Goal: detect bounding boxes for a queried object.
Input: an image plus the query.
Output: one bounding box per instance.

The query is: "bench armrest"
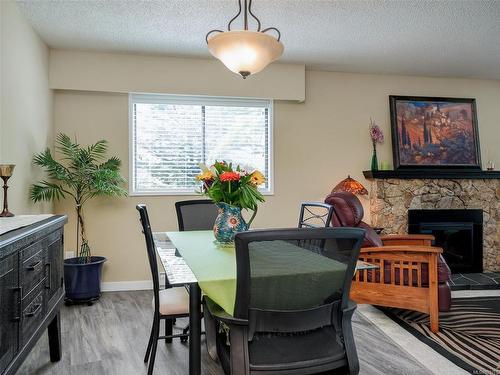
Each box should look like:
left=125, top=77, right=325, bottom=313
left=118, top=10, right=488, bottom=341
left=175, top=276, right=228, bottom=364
left=360, top=245, right=442, bottom=254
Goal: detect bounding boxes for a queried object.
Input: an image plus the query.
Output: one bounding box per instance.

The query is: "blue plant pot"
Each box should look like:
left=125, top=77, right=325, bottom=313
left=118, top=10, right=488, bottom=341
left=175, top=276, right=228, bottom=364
left=213, top=202, right=248, bottom=244
left=64, top=256, right=106, bottom=301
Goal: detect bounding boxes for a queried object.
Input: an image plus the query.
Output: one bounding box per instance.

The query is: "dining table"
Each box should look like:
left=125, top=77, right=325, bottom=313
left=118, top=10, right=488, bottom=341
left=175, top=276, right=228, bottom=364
left=153, top=230, right=378, bottom=375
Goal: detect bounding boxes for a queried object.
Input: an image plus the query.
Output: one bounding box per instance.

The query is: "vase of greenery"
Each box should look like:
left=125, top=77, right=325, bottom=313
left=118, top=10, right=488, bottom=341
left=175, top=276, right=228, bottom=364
left=31, top=133, right=126, bottom=302
left=196, top=161, right=265, bottom=244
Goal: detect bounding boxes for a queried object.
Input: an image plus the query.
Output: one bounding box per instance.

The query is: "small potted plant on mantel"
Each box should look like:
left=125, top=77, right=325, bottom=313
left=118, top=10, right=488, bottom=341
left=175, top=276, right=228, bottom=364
left=31, top=133, right=127, bottom=303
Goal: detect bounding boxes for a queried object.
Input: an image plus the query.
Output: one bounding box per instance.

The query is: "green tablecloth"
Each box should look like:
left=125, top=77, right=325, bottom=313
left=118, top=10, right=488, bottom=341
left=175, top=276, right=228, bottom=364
left=167, top=231, right=238, bottom=314
left=166, top=231, right=347, bottom=315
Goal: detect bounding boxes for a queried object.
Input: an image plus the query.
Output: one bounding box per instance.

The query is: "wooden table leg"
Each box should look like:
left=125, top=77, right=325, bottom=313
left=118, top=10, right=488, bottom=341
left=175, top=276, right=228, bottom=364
left=189, top=283, right=201, bottom=375
left=48, top=312, right=61, bottom=362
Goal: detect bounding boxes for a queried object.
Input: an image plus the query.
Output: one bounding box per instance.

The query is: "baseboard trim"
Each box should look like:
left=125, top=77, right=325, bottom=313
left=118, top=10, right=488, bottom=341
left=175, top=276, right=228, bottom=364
left=101, top=274, right=165, bottom=292
left=101, top=280, right=152, bottom=292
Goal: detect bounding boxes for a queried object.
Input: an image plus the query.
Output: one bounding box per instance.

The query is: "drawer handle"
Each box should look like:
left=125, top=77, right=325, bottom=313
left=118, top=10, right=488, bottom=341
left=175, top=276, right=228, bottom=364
left=26, top=260, right=42, bottom=271
left=45, top=263, right=51, bottom=289
left=12, top=287, right=22, bottom=322
left=25, top=303, right=42, bottom=318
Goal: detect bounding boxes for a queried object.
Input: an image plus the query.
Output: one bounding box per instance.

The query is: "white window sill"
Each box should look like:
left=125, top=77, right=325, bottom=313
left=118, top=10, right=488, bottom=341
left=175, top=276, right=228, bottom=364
left=129, top=190, right=275, bottom=197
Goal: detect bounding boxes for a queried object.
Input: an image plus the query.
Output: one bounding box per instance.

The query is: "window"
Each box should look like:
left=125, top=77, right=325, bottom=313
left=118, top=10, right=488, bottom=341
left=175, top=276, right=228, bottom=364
left=129, top=93, right=273, bottom=195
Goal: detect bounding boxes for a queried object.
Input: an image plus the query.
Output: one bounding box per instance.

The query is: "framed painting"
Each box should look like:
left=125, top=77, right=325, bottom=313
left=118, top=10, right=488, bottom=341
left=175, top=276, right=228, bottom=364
left=389, top=96, right=481, bottom=169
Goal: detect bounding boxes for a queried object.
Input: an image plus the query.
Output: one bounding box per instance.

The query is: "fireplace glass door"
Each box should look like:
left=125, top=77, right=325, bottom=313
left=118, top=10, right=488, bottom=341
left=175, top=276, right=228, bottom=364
left=408, top=209, right=483, bottom=274
left=419, top=222, right=474, bottom=273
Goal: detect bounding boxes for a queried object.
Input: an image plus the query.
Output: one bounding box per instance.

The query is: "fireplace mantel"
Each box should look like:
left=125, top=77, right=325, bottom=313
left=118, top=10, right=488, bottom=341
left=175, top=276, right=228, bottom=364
left=364, top=169, right=500, bottom=180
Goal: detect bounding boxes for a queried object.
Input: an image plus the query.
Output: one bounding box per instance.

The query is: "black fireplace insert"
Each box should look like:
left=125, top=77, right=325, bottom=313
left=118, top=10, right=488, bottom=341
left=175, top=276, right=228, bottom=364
left=408, top=209, right=483, bottom=273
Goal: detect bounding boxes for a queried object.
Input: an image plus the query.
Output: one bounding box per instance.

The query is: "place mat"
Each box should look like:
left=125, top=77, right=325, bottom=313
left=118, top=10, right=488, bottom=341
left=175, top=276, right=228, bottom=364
left=0, top=214, right=54, bottom=235
left=156, top=246, right=197, bottom=285
left=380, top=297, right=500, bottom=374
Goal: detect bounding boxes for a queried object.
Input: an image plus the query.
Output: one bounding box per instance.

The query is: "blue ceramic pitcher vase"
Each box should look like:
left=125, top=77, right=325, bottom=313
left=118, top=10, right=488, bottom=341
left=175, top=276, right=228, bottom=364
left=213, top=202, right=249, bottom=244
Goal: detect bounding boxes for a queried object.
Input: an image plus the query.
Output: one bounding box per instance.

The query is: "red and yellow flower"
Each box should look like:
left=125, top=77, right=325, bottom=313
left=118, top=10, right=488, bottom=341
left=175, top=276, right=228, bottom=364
left=195, top=170, right=214, bottom=181
left=249, top=170, right=265, bottom=186
left=219, top=171, right=241, bottom=182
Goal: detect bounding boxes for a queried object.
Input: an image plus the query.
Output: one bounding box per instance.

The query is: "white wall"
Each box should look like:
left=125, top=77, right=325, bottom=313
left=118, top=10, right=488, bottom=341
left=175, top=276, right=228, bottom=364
left=0, top=1, right=53, bottom=214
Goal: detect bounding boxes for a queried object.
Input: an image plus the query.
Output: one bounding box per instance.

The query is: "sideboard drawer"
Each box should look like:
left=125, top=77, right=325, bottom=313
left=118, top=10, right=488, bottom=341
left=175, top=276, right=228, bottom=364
left=20, top=281, right=45, bottom=347
left=20, top=238, right=44, bottom=262
left=21, top=247, right=45, bottom=299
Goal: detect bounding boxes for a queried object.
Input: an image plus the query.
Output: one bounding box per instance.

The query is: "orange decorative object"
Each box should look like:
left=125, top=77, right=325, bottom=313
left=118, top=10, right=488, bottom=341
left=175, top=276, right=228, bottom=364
left=331, top=175, right=368, bottom=195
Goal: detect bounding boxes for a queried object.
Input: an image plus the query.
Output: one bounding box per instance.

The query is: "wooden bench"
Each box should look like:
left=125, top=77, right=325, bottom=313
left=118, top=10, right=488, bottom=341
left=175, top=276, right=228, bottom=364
left=350, top=235, right=442, bottom=333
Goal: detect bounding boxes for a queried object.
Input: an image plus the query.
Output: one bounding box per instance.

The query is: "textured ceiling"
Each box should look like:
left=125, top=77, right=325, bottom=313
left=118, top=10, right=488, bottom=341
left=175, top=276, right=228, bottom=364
left=16, top=0, right=500, bottom=80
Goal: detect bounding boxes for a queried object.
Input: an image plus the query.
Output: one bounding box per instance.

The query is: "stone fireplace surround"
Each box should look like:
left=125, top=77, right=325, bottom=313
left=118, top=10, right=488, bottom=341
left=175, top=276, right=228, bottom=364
left=369, top=177, right=499, bottom=271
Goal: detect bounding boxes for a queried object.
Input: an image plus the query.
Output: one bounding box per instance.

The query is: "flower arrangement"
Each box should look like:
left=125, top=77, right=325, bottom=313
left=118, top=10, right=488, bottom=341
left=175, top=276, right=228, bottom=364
left=196, top=161, right=265, bottom=222
left=369, top=118, right=384, bottom=171
left=369, top=118, right=384, bottom=145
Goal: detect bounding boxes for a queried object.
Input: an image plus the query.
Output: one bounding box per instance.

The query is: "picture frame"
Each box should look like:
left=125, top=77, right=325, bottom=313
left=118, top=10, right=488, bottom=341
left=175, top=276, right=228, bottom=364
left=389, top=95, right=481, bottom=170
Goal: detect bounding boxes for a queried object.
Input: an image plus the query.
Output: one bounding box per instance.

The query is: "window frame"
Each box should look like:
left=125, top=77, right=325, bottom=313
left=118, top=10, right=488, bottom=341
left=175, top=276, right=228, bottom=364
left=128, top=93, right=274, bottom=196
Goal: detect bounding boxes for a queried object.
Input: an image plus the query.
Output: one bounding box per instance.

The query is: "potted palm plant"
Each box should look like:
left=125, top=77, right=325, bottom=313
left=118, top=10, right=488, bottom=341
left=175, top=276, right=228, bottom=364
left=31, top=133, right=126, bottom=303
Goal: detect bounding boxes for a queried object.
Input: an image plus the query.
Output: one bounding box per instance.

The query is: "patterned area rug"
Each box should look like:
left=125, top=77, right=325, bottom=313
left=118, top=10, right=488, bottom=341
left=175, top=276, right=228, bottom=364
left=381, top=297, right=500, bottom=374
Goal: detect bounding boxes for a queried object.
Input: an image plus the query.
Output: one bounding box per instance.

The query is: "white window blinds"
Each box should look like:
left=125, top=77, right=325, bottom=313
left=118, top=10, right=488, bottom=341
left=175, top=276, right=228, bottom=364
left=129, top=94, right=273, bottom=195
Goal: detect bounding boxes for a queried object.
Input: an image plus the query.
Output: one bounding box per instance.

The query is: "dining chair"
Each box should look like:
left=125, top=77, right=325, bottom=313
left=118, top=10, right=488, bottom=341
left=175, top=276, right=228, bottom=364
left=203, top=227, right=365, bottom=375
left=136, top=205, right=190, bottom=375
left=172, top=199, right=218, bottom=338
left=175, top=199, right=219, bottom=231
left=298, top=201, right=335, bottom=228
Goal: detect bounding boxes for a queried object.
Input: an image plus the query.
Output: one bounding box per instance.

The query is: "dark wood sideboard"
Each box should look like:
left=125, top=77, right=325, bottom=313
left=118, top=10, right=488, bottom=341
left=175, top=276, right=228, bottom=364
left=0, top=215, right=67, bottom=375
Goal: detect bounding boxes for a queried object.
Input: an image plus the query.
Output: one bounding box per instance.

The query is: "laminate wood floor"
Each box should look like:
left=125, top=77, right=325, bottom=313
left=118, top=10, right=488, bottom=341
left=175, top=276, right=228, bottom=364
left=18, top=291, right=432, bottom=375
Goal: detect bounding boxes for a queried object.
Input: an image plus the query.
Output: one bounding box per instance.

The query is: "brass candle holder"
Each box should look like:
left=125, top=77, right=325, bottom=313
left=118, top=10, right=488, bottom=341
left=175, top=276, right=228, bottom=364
left=0, top=164, right=15, bottom=217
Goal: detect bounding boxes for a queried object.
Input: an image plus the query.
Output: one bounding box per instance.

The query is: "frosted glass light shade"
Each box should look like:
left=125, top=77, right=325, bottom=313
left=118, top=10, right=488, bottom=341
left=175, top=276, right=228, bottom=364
left=207, top=30, right=284, bottom=78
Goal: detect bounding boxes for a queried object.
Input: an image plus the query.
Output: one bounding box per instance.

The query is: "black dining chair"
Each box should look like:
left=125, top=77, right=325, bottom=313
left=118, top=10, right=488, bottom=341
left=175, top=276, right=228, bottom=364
left=203, top=227, right=365, bottom=375
left=298, top=202, right=336, bottom=250
left=175, top=199, right=219, bottom=231
left=298, top=202, right=335, bottom=228
left=172, top=199, right=218, bottom=338
left=136, top=205, right=190, bottom=375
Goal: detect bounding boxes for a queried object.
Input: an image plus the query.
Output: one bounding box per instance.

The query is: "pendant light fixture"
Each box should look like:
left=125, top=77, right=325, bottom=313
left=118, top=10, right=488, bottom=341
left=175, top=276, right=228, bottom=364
left=206, top=0, right=284, bottom=79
